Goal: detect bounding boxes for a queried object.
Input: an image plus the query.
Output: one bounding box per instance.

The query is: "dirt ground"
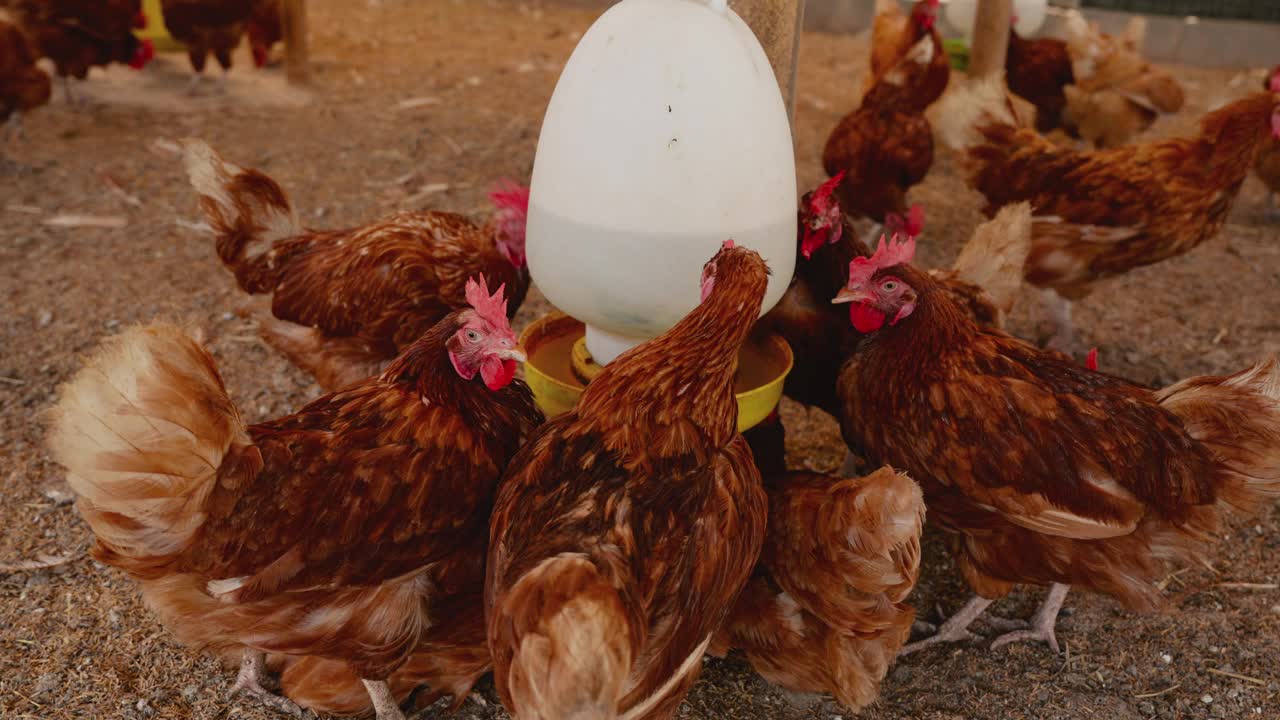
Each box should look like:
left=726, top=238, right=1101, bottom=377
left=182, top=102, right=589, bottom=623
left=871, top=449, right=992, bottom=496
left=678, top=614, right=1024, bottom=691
left=3, top=1, right=1280, bottom=718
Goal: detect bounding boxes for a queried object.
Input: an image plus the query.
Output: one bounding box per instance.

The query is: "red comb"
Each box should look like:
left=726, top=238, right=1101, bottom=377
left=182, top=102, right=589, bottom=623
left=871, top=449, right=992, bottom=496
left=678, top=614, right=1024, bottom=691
left=488, top=180, right=530, bottom=216
left=846, top=234, right=916, bottom=288
left=465, top=275, right=510, bottom=327
left=813, top=171, right=845, bottom=204
left=1085, top=348, right=1099, bottom=371
left=723, top=239, right=735, bottom=249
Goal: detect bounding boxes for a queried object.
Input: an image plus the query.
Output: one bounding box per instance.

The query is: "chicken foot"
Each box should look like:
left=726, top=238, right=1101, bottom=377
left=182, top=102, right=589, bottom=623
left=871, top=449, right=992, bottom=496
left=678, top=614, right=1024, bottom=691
left=360, top=679, right=407, bottom=720
left=989, top=583, right=1069, bottom=653
left=898, top=595, right=993, bottom=656
left=229, top=649, right=306, bottom=718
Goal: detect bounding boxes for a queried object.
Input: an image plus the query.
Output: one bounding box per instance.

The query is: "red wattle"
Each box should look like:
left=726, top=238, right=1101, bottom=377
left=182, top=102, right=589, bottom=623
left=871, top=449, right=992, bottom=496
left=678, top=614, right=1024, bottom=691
left=850, top=302, right=886, bottom=333
left=481, top=357, right=517, bottom=390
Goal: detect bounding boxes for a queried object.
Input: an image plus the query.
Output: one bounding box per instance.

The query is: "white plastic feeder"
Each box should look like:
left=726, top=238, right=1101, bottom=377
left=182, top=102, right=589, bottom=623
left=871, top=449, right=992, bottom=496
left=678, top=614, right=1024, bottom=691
left=525, top=0, right=798, bottom=365
left=945, top=0, right=1048, bottom=40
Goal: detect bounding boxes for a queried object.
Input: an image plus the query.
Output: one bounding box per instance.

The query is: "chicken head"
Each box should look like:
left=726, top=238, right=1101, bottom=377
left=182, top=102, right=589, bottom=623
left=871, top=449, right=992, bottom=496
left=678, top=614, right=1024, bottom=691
left=447, top=276, right=526, bottom=390
left=832, top=234, right=918, bottom=332
left=911, top=0, right=940, bottom=30
left=800, top=172, right=846, bottom=259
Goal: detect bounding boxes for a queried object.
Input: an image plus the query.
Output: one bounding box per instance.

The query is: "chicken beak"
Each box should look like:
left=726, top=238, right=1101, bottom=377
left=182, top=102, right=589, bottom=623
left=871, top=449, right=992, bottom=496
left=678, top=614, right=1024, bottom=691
left=496, top=345, right=528, bottom=363
left=832, top=287, right=870, bottom=305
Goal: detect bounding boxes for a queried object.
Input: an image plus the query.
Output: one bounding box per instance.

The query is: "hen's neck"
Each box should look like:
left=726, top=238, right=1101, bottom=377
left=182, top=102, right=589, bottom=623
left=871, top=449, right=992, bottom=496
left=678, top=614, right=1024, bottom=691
left=1193, top=94, right=1275, bottom=185
left=801, top=219, right=871, bottom=304
left=382, top=317, right=487, bottom=412
left=575, top=271, right=768, bottom=452
left=865, top=267, right=978, bottom=367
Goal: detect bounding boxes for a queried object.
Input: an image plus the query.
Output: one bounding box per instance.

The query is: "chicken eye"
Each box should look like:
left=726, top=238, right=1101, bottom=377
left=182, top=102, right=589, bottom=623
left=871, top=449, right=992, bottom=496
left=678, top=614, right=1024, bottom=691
left=881, top=280, right=899, bottom=292
left=465, top=329, right=480, bottom=342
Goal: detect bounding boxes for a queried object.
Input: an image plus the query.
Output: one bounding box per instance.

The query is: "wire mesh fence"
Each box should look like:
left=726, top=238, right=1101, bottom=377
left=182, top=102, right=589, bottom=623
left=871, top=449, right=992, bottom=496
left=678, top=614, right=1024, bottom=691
left=1082, top=0, right=1280, bottom=22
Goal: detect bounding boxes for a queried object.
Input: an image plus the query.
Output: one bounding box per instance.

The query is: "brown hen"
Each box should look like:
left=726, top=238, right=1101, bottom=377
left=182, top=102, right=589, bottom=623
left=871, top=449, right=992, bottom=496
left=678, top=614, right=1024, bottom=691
left=1253, top=66, right=1280, bottom=217
left=160, top=0, right=254, bottom=91
left=183, top=139, right=531, bottom=391
left=830, top=236, right=1280, bottom=654
left=937, top=75, right=1280, bottom=350
left=716, top=413, right=924, bottom=712
left=48, top=279, right=542, bottom=719
left=5, top=0, right=152, bottom=106
left=868, top=0, right=947, bottom=109
left=486, top=242, right=770, bottom=720
left=823, top=32, right=936, bottom=230
left=0, top=10, right=50, bottom=143
left=1059, top=11, right=1185, bottom=148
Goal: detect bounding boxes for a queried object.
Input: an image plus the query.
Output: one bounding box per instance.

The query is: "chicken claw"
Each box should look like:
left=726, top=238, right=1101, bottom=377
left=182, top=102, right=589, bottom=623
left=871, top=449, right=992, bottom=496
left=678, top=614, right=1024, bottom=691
left=899, top=596, right=993, bottom=656
left=230, top=649, right=306, bottom=718
left=989, top=583, right=1070, bottom=654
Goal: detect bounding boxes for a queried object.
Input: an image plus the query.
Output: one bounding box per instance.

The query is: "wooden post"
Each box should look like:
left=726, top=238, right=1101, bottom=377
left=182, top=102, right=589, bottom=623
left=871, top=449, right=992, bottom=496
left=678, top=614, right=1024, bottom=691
left=967, top=0, right=1012, bottom=78
left=282, top=0, right=310, bottom=85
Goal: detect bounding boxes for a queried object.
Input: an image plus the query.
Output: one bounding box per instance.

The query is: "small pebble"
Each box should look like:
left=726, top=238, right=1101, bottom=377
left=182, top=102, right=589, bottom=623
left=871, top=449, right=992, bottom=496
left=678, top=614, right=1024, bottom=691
left=105, top=319, right=120, bottom=329
left=1161, top=653, right=1173, bottom=664
left=1202, top=694, right=1214, bottom=704
left=33, top=671, right=60, bottom=697
left=37, top=309, right=53, bottom=327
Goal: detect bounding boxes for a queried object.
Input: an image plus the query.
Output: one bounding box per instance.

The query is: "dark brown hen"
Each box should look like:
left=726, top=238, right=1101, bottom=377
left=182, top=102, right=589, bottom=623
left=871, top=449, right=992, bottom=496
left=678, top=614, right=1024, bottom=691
left=1006, top=27, right=1074, bottom=132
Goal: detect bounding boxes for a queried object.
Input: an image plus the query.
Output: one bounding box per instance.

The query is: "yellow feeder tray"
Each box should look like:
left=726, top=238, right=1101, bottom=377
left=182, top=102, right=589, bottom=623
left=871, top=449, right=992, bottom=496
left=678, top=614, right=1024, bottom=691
left=139, top=0, right=183, bottom=53
left=520, top=312, right=793, bottom=433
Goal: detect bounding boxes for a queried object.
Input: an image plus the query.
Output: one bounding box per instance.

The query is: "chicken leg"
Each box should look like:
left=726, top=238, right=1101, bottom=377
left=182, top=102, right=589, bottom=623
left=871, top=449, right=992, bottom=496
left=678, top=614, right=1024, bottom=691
left=1041, top=289, right=1077, bottom=353
left=898, top=595, right=992, bottom=656
left=4, top=112, right=24, bottom=144
left=861, top=221, right=885, bottom=249
left=229, top=649, right=305, bottom=717
left=989, top=583, right=1069, bottom=653
left=360, top=679, right=407, bottom=720
left=61, top=77, right=85, bottom=110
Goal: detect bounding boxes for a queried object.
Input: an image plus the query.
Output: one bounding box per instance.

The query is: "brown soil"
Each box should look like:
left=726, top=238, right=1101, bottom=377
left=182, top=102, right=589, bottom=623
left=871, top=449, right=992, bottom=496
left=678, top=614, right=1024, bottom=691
left=2, top=2, right=1278, bottom=719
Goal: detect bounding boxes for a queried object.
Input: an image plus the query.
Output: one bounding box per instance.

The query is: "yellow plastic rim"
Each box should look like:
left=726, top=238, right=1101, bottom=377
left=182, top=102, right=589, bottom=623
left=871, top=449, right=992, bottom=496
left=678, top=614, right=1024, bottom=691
left=519, top=313, right=793, bottom=432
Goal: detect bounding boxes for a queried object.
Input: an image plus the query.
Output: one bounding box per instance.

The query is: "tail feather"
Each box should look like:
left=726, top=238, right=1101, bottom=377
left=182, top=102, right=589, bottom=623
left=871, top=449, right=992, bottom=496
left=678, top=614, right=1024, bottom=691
left=47, top=323, right=256, bottom=576
left=949, top=202, right=1033, bottom=317
left=932, top=73, right=1036, bottom=152
left=764, top=467, right=925, bottom=635
left=493, top=553, right=634, bottom=720
left=181, top=138, right=301, bottom=273
left=1157, top=358, right=1280, bottom=514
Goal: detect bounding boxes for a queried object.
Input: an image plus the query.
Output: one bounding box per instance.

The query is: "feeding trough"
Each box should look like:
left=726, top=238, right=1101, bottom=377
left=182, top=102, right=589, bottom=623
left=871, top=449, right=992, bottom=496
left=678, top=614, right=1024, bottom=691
left=520, top=0, right=803, bottom=430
